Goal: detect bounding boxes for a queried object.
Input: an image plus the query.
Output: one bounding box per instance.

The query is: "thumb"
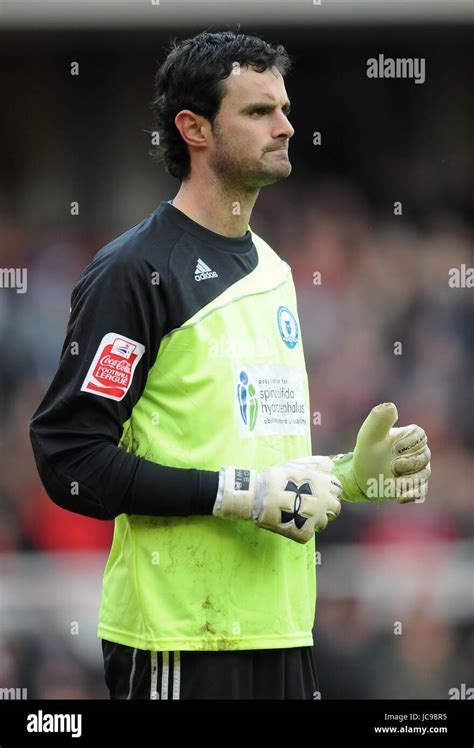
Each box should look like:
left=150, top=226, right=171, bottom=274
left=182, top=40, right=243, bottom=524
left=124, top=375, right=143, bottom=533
left=356, top=402, right=399, bottom=448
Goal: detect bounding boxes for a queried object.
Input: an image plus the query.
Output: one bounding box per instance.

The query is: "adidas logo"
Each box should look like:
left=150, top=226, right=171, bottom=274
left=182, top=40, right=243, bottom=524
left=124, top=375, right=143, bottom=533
left=194, top=258, right=218, bottom=282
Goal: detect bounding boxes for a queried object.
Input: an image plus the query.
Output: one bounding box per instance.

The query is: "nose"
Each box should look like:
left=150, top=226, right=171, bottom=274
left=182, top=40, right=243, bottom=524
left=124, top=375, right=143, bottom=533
left=274, top=110, right=294, bottom=140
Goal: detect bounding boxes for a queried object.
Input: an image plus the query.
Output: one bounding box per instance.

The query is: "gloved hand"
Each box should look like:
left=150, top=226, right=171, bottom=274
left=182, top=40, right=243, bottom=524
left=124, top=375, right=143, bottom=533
left=213, top=455, right=343, bottom=543
left=330, top=402, right=431, bottom=503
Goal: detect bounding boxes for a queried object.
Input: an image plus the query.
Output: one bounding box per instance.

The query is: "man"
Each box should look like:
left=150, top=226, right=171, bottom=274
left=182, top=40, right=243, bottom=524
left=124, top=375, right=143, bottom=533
left=29, top=31, right=431, bottom=700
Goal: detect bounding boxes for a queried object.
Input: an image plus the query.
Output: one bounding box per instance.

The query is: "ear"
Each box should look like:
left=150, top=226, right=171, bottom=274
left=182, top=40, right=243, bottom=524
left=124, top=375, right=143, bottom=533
left=174, top=110, right=209, bottom=149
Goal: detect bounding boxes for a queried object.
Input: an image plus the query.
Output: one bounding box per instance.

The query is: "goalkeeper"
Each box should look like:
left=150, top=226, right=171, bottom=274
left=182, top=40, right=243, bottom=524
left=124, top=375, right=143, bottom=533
left=29, top=31, right=430, bottom=700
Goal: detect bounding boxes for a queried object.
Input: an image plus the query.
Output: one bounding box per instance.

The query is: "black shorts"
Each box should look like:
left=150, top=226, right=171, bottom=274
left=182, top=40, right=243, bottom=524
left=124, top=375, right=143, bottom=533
left=101, top=639, right=319, bottom=700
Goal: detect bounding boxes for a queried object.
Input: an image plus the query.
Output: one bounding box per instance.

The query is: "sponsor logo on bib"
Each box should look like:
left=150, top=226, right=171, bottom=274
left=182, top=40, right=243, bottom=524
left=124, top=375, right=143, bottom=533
left=236, top=365, right=308, bottom=436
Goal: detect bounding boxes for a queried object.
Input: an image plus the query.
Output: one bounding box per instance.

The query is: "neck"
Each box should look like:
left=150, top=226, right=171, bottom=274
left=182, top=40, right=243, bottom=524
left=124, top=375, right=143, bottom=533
left=171, top=171, right=259, bottom=238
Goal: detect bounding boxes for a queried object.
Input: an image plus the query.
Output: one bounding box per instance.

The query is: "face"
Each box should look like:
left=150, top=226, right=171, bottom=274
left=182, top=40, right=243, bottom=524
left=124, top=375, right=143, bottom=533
left=208, top=65, right=294, bottom=191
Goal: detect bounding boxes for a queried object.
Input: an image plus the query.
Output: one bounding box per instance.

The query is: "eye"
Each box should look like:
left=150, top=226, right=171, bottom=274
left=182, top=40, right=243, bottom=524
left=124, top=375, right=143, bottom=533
left=249, top=107, right=291, bottom=118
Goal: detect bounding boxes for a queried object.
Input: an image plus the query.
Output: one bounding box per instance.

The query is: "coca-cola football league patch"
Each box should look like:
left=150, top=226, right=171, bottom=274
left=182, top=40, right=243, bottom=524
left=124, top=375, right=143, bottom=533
left=81, top=333, right=145, bottom=401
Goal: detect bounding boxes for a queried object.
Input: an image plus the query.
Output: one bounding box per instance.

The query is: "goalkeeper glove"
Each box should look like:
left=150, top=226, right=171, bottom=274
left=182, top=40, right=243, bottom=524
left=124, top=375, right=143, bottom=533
left=330, top=402, right=431, bottom=503
left=213, top=456, right=343, bottom=543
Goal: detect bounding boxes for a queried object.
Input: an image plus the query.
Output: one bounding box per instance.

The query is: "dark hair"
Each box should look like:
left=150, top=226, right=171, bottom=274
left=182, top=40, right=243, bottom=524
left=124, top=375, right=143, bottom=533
left=150, top=30, right=292, bottom=180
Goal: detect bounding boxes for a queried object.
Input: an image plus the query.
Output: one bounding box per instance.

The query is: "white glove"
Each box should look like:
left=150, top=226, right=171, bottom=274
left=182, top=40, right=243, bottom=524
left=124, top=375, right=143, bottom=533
left=213, top=456, right=343, bottom=544
left=331, top=402, right=431, bottom=503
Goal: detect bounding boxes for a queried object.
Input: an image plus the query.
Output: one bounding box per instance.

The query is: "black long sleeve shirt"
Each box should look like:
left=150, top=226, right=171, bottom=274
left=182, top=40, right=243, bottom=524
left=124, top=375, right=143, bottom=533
left=28, top=201, right=262, bottom=520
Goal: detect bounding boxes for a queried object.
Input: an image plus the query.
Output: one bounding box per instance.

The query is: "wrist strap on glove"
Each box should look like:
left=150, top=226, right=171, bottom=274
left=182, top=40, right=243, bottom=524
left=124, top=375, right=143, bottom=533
left=214, top=467, right=257, bottom=520
left=330, top=452, right=366, bottom=502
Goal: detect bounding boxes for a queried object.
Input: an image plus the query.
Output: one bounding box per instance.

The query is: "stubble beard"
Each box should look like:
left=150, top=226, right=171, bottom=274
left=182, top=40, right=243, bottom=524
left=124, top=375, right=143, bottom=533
left=210, top=129, right=292, bottom=194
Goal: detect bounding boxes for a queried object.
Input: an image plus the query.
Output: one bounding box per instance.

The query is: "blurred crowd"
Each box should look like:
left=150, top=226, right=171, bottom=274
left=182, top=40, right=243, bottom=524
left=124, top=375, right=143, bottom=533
left=0, top=178, right=472, bottom=698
